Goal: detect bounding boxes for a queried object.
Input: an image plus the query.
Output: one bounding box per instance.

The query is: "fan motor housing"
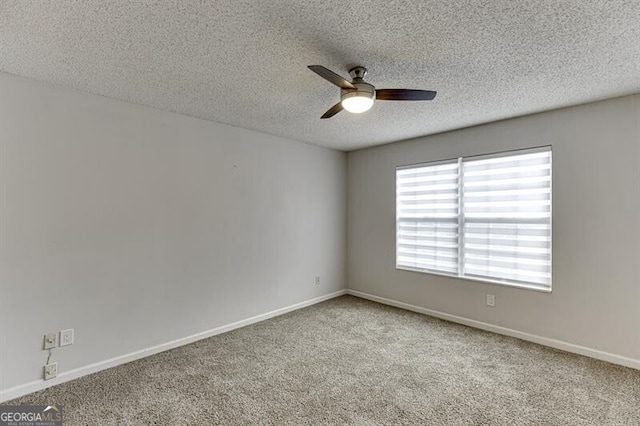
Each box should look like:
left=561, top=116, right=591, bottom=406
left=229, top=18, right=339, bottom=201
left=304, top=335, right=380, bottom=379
left=341, top=81, right=376, bottom=102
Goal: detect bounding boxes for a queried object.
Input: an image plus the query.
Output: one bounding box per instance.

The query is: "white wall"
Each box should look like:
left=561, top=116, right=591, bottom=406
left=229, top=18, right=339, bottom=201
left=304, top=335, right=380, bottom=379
left=0, top=73, right=347, bottom=394
left=348, top=95, right=640, bottom=362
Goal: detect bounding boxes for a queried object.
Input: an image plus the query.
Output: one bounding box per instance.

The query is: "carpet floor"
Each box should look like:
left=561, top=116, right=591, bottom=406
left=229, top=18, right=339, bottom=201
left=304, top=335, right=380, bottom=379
left=9, top=295, right=640, bottom=425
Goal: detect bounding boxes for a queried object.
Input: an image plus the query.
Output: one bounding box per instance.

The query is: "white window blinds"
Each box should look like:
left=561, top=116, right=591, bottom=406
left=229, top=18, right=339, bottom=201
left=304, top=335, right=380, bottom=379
left=396, top=147, right=552, bottom=290
left=396, top=161, right=460, bottom=275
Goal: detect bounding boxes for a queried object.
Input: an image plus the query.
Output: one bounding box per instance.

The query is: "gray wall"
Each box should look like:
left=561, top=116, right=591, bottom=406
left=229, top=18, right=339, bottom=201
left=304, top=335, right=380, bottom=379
left=0, top=73, right=347, bottom=392
left=348, top=94, right=640, bottom=361
left=1, top=70, right=638, bottom=395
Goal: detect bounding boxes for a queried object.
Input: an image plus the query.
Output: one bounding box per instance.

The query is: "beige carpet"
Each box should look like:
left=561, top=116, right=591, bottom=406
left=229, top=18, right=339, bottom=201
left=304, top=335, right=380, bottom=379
left=8, top=295, right=640, bottom=425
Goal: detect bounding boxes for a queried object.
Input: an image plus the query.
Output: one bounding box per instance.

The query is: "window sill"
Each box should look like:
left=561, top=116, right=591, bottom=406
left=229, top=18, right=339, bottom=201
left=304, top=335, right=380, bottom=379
left=396, top=266, right=552, bottom=293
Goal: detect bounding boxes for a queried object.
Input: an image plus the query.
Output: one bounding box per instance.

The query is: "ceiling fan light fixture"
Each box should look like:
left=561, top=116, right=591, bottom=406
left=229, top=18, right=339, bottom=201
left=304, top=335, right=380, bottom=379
left=308, top=65, right=437, bottom=119
left=342, top=96, right=374, bottom=113
left=341, top=90, right=375, bottom=113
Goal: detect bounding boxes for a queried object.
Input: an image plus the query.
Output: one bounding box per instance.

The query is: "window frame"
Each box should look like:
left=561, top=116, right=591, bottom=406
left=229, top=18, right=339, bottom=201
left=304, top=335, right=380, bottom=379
left=396, top=146, right=552, bottom=293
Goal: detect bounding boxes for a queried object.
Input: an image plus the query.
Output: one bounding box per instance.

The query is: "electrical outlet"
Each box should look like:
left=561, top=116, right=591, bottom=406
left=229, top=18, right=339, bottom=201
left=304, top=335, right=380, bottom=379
left=60, top=328, right=74, bottom=347
left=315, top=276, right=320, bottom=285
left=43, top=333, right=57, bottom=350
left=486, top=294, right=496, bottom=307
left=44, top=362, right=57, bottom=380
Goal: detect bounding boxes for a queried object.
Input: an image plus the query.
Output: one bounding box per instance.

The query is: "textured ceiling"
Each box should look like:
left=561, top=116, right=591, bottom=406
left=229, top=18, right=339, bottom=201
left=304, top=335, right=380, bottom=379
left=1, top=1, right=639, bottom=151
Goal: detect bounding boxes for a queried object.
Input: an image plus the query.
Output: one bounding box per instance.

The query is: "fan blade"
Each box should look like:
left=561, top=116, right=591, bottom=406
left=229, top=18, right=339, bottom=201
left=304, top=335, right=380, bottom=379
left=376, top=89, right=437, bottom=101
left=308, top=65, right=356, bottom=90
left=321, top=102, right=344, bottom=119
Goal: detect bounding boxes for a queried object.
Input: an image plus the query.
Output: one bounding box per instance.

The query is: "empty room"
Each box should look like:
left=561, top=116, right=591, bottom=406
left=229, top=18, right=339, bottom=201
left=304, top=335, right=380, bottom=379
left=1, top=1, right=639, bottom=425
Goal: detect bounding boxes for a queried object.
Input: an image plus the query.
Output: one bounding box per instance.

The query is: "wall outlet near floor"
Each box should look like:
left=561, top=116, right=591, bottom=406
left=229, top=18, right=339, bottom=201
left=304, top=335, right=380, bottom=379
left=43, top=333, right=57, bottom=350
left=60, top=328, right=74, bottom=346
left=486, top=294, right=496, bottom=307
left=315, top=276, right=320, bottom=285
left=44, top=362, right=57, bottom=380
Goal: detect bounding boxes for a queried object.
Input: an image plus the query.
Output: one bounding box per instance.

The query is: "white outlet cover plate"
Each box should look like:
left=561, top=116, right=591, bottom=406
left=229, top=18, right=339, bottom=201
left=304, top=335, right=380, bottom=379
left=60, top=328, right=74, bottom=346
left=44, top=362, right=57, bottom=380
left=486, top=294, right=496, bottom=307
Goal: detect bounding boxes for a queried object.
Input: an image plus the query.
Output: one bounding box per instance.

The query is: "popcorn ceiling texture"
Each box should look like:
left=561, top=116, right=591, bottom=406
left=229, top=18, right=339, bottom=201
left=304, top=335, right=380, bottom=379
left=1, top=0, right=638, bottom=150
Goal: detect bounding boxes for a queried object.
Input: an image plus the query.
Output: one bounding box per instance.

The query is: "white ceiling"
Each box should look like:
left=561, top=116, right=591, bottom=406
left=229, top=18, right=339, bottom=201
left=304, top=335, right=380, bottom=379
left=1, top=1, right=639, bottom=151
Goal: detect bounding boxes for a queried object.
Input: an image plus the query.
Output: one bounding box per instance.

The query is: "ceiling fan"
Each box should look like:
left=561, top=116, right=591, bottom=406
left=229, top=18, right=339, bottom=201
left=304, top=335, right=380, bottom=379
left=308, top=65, right=437, bottom=119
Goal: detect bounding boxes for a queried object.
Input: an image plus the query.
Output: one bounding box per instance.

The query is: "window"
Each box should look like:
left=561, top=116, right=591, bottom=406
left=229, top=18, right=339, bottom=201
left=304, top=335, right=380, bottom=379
left=396, top=147, right=552, bottom=291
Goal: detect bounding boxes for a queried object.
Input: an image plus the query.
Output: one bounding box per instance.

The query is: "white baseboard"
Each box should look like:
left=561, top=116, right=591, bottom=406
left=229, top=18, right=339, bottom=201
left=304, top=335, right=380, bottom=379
left=0, top=290, right=347, bottom=403
left=347, top=289, right=640, bottom=370
left=4, top=287, right=635, bottom=403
